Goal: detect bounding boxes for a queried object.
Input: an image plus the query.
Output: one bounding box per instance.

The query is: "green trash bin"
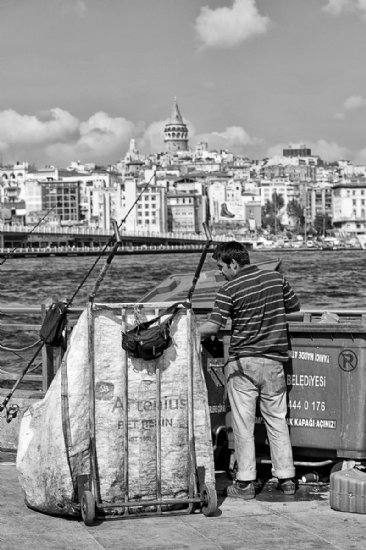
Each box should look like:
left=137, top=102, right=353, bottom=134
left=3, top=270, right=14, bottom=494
left=253, top=318, right=366, bottom=460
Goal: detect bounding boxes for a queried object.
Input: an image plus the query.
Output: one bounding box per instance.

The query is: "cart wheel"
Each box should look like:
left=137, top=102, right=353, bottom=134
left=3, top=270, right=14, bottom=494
left=81, top=490, right=96, bottom=526
left=201, top=483, right=217, bottom=517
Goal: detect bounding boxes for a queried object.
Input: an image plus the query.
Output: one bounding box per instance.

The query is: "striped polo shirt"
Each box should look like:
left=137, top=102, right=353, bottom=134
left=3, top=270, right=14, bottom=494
left=209, top=265, right=300, bottom=362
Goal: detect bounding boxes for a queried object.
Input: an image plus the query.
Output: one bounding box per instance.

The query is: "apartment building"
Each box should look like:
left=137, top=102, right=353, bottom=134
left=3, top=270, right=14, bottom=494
left=309, top=184, right=333, bottom=222
left=25, top=178, right=81, bottom=224
left=332, top=180, right=366, bottom=236
left=115, top=174, right=167, bottom=233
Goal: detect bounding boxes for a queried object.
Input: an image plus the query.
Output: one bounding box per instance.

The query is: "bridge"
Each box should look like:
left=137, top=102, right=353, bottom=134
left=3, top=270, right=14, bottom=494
left=0, top=243, right=214, bottom=258
left=0, top=223, right=251, bottom=248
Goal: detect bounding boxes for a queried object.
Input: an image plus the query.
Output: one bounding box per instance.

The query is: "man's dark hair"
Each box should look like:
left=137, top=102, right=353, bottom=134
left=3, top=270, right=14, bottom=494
left=213, top=241, right=250, bottom=267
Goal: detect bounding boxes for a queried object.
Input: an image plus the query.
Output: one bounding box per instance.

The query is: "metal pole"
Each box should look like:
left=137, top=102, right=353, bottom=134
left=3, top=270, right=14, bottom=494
left=304, top=183, right=307, bottom=244
left=121, top=308, right=129, bottom=516
left=274, top=192, right=277, bottom=236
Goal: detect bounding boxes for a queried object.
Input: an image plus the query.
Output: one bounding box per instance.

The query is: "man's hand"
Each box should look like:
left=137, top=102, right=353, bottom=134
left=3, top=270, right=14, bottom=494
left=198, top=321, right=221, bottom=339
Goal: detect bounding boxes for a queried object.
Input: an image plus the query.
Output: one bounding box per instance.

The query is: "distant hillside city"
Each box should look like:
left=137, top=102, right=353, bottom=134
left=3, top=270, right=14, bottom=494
left=0, top=98, right=365, bottom=242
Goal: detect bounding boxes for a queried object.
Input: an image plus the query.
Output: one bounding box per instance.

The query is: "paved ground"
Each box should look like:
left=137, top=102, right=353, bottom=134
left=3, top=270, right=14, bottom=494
left=2, top=453, right=366, bottom=550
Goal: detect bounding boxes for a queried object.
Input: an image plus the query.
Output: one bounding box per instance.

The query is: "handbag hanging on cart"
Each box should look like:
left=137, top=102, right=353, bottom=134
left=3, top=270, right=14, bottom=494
left=122, top=302, right=186, bottom=361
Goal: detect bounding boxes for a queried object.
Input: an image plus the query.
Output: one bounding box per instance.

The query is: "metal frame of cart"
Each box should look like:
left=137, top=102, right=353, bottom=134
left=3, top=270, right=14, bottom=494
left=78, top=301, right=217, bottom=525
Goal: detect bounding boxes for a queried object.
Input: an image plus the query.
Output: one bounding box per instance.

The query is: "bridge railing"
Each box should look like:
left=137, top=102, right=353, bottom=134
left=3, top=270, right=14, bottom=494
left=0, top=223, right=234, bottom=242
left=0, top=243, right=211, bottom=256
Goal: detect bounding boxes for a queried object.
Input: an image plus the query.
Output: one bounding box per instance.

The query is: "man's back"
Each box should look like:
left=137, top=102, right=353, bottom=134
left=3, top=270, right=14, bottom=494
left=210, top=265, right=300, bottom=361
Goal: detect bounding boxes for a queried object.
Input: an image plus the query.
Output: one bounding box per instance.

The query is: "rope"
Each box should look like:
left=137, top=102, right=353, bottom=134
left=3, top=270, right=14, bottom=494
left=0, top=362, right=41, bottom=377
left=0, top=339, right=42, bottom=352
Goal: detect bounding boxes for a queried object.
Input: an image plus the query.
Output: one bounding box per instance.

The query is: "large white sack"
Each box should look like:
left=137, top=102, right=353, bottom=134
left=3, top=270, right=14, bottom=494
left=16, top=303, right=215, bottom=516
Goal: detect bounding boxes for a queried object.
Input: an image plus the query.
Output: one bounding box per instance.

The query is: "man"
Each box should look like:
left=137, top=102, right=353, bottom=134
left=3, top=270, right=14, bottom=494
left=199, top=241, right=300, bottom=499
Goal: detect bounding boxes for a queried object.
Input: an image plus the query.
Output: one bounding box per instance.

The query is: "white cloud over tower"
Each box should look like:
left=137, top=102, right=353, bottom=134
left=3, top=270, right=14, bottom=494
left=195, top=0, right=271, bottom=49
left=323, top=0, right=366, bottom=16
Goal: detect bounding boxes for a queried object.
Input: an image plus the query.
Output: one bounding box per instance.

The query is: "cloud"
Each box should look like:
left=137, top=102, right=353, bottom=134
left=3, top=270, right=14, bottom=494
left=203, top=81, right=216, bottom=89
left=353, top=146, right=366, bottom=164
left=323, top=0, right=366, bottom=15
left=46, top=111, right=138, bottom=163
left=61, top=0, right=87, bottom=17
left=195, top=0, right=270, bottom=49
left=311, top=139, right=351, bottom=161
left=137, top=120, right=167, bottom=153
left=0, top=108, right=79, bottom=146
left=267, top=140, right=350, bottom=162
left=193, top=126, right=261, bottom=154
left=344, top=95, right=366, bottom=110
left=136, top=119, right=260, bottom=156
left=0, top=108, right=138, bottom=165
left=333, top=95, right=366, bottom=119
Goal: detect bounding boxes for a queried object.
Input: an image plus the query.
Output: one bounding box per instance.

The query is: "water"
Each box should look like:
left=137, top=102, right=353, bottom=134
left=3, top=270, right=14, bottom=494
left=1, top=250, right=366, bottom=375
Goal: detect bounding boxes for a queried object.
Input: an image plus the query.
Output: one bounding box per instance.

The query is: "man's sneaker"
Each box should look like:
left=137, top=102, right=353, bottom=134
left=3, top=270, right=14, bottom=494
left=278, top=478, right=296, bottom=495
left=227, top=480, right=255, bottom=500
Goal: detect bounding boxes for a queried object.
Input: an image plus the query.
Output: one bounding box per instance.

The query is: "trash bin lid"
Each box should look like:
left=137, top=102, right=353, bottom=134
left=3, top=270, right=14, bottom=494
left=140, top=258, right=281, bottom=312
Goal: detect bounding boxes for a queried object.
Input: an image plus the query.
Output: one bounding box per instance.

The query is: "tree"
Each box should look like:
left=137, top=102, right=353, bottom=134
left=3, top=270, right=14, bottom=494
left=314, top=213, right=333, bottom=236
left=286, top=199, right=304, bottom=228
left=262, top=192, right=284, bottom=234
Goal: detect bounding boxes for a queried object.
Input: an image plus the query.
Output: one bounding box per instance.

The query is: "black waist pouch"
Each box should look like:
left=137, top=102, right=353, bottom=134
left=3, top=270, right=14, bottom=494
left=40, top=301, right=67, bottom=348
left=122, top=302, right=186, bottom=361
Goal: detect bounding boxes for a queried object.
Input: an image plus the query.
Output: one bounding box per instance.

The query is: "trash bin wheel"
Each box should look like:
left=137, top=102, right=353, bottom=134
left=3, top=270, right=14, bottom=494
left=330, top=461, right=343, bottom=476
left=201, top=483, right=217, bottom=517
left=81, top=490, right=96, bottom=526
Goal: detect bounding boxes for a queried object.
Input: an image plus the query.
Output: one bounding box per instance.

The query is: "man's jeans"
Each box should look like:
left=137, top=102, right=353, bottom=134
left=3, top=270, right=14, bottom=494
left=226, top=356, right=295, bottom=482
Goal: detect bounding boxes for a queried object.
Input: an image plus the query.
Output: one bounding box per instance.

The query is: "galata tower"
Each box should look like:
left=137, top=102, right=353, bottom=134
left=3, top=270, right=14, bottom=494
left=164, top=96, right=189, bottom=152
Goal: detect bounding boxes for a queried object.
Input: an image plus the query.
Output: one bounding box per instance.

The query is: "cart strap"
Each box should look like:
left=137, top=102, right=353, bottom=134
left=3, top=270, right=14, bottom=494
left=61, top=352, right=88, bottom=501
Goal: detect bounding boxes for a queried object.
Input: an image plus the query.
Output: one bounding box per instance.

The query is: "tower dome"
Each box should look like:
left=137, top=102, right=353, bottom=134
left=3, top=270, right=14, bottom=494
left=164, top=96, right=189, bottom=152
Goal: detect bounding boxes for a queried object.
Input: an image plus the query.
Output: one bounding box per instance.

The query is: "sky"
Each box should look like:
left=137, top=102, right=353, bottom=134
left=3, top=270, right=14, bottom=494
left=1, top=0, right=366, bottom=167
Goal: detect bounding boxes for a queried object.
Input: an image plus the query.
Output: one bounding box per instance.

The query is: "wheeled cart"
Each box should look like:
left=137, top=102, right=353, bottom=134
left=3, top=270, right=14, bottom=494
left=79, top=302, right=217, bottom=525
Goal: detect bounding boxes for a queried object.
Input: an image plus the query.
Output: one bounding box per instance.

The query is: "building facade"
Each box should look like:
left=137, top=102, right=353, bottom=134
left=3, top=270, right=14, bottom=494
left=332, top=180, right=366, bottom=236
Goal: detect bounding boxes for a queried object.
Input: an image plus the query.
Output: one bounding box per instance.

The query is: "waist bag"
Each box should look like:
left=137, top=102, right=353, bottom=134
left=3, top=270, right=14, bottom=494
left=40, top=301, right=68, bottom=348
left=122, top=302, right=186, bottom=361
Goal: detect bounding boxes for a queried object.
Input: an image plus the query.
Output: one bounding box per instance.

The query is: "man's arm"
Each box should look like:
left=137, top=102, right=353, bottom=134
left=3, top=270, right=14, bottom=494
left=199, top=285, right=231, bottom=338
left=198, top=321, right=221, bottom=339
left=283, top=277, right=300, bottom=312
